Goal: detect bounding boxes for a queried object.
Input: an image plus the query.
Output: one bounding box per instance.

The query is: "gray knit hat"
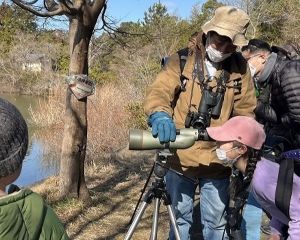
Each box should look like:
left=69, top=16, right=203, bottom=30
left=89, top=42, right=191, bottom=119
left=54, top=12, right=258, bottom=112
left=0, top=98, right=28, bottom=178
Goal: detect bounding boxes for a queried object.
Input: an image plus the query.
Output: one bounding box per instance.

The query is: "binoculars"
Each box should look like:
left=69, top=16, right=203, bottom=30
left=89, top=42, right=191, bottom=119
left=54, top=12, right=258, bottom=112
left=185, top=84, right=225, bottom=130
left=129, top=128, right=201, bottom=150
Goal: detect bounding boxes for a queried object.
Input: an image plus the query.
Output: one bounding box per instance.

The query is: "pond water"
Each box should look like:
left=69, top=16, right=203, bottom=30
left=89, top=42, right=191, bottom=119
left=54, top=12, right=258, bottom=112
left=0, top=93, right=59, bottom=187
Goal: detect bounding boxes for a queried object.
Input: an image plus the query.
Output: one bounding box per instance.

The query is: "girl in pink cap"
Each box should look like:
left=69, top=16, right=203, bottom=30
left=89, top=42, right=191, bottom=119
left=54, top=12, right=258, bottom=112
left=207, top=116, right=300, bottom=240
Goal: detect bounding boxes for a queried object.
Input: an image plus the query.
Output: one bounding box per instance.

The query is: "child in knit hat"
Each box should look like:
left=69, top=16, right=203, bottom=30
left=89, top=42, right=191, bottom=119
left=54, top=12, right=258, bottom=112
left=0, top=97, right=69, bottom=240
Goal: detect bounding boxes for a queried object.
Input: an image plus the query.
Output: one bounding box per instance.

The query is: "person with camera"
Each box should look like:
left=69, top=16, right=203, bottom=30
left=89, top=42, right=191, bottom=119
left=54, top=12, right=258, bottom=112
left=0, top=98, right=69, bottom=240
left=144, top=6, right=256, bottom=240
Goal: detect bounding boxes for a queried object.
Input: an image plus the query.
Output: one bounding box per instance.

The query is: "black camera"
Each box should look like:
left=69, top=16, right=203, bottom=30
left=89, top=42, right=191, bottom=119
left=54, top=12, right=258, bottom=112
left=185, top=71, right=228, bottom=140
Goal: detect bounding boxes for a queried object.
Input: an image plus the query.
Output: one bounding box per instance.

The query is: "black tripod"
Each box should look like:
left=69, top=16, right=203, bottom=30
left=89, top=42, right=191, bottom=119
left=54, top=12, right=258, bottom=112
left=124, top=150, right=181, bottom=240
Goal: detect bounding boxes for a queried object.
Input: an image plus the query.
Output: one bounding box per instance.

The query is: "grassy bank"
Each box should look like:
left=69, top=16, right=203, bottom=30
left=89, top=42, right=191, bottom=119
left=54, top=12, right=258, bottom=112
left=32, top=149, right=171, bottom=240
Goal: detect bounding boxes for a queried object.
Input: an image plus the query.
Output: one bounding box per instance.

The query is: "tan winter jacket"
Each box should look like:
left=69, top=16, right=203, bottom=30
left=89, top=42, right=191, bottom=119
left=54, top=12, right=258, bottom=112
left=144, top=34, right=256, bottom=178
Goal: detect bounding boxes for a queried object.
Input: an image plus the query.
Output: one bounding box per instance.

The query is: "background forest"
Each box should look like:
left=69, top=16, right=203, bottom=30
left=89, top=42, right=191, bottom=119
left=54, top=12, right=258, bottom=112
left=0, top=0, right=299, bottom=159
left=0, top=0, right=300, bottom=162
left=2, top=0, right=300, bottom=91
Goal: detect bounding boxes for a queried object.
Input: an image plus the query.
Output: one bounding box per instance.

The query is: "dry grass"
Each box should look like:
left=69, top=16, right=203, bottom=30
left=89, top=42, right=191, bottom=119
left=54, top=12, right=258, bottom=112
left=32, top=150, right=171, bottom=240
left=29, top=83, right=142, bottom=164
left=29, top=96, right=65, bottom=127
left=86, top=84, right=132, bottom=162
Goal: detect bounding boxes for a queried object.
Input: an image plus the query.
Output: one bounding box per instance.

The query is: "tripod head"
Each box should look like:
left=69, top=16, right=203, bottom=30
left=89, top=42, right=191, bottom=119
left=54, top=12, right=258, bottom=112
left=154, top=150, right=172, bottom=179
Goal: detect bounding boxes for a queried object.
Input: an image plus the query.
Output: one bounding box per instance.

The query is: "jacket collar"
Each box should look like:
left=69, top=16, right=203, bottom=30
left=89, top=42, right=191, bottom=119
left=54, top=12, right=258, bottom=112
left=182, top=58, right=241, bottom=88
left=257, top=52, right=278, bottom=86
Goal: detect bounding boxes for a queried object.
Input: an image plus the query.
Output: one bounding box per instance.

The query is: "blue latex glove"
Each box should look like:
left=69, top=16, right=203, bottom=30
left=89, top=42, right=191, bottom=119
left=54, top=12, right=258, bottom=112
left=148, top=112, right=176, bottom=143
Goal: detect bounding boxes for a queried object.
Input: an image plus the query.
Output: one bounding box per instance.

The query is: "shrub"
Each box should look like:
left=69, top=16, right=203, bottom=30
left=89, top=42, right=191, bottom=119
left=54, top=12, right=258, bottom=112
left=125, top=101, right=148, bottom=130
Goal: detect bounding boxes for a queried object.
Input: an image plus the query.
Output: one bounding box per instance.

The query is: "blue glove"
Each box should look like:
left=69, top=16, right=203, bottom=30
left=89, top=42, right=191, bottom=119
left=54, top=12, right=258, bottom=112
left=148, top=111, right=176, bottom=143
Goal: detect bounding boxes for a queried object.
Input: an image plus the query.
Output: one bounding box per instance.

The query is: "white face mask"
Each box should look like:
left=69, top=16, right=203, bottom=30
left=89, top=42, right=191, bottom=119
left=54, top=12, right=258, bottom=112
left=249, top=63, right=257, bottom=78
left=206, top=45, right=232, bottom=63
left=216, top=147, right=240, bottom=166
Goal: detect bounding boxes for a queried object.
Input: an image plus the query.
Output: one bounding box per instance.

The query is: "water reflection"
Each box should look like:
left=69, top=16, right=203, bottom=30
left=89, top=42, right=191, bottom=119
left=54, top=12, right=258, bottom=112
left=14, top=139, right=59, bottom=187
left=0, top=93, right=59, bottom=187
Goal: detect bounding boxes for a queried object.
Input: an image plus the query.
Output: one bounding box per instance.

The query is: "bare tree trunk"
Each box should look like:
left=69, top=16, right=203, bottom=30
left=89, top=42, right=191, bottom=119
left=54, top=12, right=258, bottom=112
left=11, top=0, right=106, bottom=201
left=59, top=15, right=92, bottom=201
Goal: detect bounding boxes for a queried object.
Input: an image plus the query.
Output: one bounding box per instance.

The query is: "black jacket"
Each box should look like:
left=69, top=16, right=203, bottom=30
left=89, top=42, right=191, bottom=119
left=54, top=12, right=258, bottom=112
left=255, top=56, right=300, bottom=149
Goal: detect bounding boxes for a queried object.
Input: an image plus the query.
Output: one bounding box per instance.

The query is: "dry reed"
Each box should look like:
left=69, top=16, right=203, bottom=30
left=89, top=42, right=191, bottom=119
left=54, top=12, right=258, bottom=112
left=29, top=83, right=138, bottom=165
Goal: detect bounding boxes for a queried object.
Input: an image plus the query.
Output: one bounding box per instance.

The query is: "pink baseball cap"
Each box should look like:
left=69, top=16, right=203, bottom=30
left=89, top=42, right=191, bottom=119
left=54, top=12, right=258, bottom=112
left=207, top=116, right=266, bottom=150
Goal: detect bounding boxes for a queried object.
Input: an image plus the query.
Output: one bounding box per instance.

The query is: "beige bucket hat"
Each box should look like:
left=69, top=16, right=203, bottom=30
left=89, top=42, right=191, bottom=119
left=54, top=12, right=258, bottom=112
left=201, top=6, right=250, bottom=46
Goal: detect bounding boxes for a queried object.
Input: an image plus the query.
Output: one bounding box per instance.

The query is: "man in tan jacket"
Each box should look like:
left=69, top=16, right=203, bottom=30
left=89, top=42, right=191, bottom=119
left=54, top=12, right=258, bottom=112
left=144, top=6, right=256, bottom=240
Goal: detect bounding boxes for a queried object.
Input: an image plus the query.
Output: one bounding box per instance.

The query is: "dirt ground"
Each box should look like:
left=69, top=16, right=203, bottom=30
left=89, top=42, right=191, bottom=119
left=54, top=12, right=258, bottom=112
left=33, top=149, right=271, bottom=240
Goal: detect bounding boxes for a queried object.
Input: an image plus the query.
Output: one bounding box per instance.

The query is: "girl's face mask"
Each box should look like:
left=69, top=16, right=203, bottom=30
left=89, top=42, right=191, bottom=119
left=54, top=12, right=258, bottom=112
left=216, top=147, right=241, bottom=166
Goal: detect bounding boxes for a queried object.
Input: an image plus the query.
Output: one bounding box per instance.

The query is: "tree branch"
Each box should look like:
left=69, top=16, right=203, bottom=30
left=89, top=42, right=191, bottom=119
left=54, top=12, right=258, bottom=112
left=23, top=0, right=39, bottom=4
left=12, top=0, right=72, bottom=17
left=100, top=13, right=145, bottom=38
left=90, top=0, right=106, bottom=18
left=60, top=0, right=81, bottom=15
left=44, top=0, right=59, bottom=11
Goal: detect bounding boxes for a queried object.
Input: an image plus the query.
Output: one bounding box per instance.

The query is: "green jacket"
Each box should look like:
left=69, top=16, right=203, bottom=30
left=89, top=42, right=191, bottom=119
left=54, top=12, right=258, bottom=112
left=0, top=188, right=69, bottom=240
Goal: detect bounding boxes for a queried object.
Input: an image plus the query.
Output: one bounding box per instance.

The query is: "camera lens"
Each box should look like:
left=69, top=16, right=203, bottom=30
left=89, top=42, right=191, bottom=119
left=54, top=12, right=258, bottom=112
left=191, top=115, right=207, bottom=129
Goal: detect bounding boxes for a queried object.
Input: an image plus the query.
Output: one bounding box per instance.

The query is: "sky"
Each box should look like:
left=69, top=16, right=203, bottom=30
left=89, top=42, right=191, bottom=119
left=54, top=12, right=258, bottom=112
left=106, top=0, right=205, bottom=23
left=1, top=0, right=206, bottom=30
left=40, top=0, right=206, bottom=30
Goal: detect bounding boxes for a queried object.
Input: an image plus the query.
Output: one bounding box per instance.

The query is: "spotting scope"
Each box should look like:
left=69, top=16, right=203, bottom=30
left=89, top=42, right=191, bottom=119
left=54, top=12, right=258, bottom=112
left=129, top=128, right=202, bottom=150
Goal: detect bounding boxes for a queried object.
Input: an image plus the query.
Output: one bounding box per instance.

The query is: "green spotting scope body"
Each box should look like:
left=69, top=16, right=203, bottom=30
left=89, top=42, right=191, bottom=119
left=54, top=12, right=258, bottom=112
left=129, top=129, right=200, bottom=150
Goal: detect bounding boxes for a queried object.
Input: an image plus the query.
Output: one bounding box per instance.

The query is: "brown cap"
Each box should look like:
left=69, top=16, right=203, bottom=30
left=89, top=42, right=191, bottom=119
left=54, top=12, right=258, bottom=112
left=201, top=6, right=250, bottom=46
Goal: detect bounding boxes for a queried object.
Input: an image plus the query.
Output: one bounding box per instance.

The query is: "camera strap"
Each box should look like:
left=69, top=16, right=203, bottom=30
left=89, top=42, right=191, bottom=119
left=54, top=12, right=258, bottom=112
left=217, top=69, right=229, bottom=90
left=194, top=47, right=206, bottom=88
left=177, top=48, right=189, bottom=92
left=186, top=48, right=205, bottom=112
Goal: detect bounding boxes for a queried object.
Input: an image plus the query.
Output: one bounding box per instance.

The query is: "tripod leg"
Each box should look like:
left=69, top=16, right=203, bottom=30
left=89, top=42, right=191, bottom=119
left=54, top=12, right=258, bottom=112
left=129, top=163, right=155, bottom=224
left=150, top=198, right=160, bottom=240
left=166, top=205, right=181, bottom=240
left=124, top=201, right=148, bottom=240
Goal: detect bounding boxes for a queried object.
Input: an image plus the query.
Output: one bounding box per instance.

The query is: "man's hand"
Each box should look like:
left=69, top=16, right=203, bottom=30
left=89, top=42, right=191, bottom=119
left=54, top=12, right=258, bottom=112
left=148, top=112, right=176, bottom=143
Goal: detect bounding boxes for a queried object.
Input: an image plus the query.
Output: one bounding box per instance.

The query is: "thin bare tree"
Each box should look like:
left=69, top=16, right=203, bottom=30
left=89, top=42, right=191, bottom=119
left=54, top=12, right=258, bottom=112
left=12, top=0, right=107, bottom=200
